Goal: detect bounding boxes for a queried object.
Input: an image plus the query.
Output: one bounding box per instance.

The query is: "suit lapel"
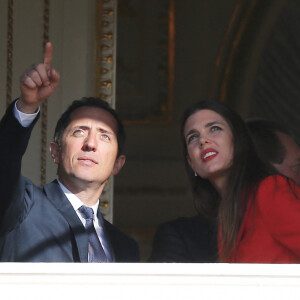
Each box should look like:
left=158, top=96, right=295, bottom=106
left=97, top=210, right=116, bottom=262
left=44, top=180, right=88, bottom=262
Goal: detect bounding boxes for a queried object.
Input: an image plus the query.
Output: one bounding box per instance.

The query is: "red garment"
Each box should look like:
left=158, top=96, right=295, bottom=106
left=221, top=175, right=300, bottom=263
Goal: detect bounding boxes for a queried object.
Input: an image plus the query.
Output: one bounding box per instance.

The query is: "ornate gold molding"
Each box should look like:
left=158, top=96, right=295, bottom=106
left=95, top=0, right=116, bottom=107
left=210, top=0, right=258, bottom=102
left=117, top=0, right=175, bottom=125
left=210, top=0, right=288, bottom=112
left=220, top=0, right=258, bottom=103
left=6, top=0, right=14, bottom=107
left=95, top=0, right=117, bottom=221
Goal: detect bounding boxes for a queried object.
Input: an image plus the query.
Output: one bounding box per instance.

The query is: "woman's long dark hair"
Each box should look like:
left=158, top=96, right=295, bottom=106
left=181, top=100, right=276, bottom=259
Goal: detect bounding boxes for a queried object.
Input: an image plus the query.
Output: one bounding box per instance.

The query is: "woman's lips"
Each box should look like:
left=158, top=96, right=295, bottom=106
left=201, top=148, right=218, bottom=162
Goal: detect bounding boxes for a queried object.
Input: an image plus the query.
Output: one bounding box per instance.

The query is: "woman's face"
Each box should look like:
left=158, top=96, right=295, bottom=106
left=184, top=109, right=234, bottom=188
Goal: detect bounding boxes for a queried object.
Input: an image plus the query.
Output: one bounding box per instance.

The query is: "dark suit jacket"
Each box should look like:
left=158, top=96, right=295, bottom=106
left=149, top=214, right=218, bottom=263
left=0, top=101, right=139, bottom=262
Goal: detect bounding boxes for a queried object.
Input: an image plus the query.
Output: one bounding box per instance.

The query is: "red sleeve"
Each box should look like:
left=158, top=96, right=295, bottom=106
left=257, top=175, right=300, bottom=256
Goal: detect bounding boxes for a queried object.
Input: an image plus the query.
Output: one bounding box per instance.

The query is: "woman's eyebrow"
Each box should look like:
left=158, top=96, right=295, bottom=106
left=185, top=129, right=198, bottom=138
left=205, top=121, right=223, bottom=128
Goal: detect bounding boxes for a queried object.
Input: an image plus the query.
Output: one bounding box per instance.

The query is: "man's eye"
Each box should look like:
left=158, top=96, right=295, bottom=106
left=101, top=134, right=110, bottom=141
left=73, top=130, right=85, bottom=136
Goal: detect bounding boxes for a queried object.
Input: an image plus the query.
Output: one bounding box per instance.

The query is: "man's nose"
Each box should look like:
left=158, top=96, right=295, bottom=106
left=83, top=132, right=97, bottom=151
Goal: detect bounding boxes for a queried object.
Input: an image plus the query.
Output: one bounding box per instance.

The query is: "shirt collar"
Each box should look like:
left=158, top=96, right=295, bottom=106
left=57, top=179, right=99, bottom=217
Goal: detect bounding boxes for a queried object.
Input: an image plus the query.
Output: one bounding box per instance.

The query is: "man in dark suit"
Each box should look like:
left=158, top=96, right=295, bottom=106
left=149, top=214, right=218, bottom=263
left=0, top=42, right=139, bottom=262
left=247, top=119, right=300, bottom=186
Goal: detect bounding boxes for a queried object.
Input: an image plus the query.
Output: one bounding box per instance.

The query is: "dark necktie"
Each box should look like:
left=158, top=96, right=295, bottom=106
left=78, top=205, right=108, bottom=262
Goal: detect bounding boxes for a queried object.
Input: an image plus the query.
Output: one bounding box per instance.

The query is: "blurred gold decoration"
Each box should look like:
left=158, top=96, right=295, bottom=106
left=99, top=200, right=109, bottom=208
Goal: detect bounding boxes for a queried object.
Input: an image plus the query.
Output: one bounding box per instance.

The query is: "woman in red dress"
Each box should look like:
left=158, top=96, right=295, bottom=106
left=181, top=100, right=300, bottom=263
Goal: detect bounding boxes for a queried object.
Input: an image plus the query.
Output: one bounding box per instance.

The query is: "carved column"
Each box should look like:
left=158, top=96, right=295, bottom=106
left=95, top=0, right=118, bottom=223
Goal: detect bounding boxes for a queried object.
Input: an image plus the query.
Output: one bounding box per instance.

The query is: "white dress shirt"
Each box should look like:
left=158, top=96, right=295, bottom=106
left=57, top=181, right=112, bottom=261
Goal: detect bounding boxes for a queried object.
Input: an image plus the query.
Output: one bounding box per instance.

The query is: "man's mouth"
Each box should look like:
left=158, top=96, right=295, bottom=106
left=78, top=157, right=98, bottom=165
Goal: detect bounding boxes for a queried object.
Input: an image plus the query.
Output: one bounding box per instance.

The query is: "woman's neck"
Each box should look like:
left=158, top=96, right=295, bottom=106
left=210, top=176, right=228, bottom=199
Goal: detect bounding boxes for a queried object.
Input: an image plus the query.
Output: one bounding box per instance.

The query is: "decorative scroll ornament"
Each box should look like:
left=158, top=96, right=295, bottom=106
left=95, top=0, right=117, bottom=107
left=95, top=0, right=118, bottom=222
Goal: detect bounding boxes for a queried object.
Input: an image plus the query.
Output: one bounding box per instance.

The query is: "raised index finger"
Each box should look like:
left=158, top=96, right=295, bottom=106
left=43, top=42, right=53, bottom=70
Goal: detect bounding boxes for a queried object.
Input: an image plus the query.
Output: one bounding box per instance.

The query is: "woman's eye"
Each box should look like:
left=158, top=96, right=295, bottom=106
left=211, top=126, right=221, bottom=132
left=187, top=134, right=197, bottom=144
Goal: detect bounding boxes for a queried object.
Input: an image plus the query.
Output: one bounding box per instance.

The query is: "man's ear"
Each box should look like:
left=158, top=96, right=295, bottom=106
left=112, top=155, right=126, bottom=175
left=49, top=142, right=60, bottom=164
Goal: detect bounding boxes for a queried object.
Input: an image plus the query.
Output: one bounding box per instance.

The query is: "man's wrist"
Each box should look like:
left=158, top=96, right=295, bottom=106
left=14, top=99, right=40, bottom=127
left=16, top=96, right=40, bottom=114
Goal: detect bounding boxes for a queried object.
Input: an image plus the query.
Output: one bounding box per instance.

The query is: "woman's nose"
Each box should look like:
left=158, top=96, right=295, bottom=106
left=199, top=136, right=209, bottom=147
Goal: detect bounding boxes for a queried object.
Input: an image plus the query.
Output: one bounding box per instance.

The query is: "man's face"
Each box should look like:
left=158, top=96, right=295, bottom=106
left=273, top=132, right=300, bottom=186
left=50, top=106, right=125, bottom=190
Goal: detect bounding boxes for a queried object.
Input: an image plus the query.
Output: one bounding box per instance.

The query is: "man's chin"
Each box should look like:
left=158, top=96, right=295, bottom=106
left=73, top=173, right=109, bottom=185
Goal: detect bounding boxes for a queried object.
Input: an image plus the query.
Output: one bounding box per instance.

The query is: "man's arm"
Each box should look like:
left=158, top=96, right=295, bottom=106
left=0, top=42, right=59, bottom=219
left=0, top=101, right=39, bottom=220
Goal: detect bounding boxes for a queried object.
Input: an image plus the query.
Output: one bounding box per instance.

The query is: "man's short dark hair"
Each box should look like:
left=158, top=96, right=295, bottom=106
left=247, top=119, right=290, bottom=164
left=54, top=97, right=125, bottom=156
